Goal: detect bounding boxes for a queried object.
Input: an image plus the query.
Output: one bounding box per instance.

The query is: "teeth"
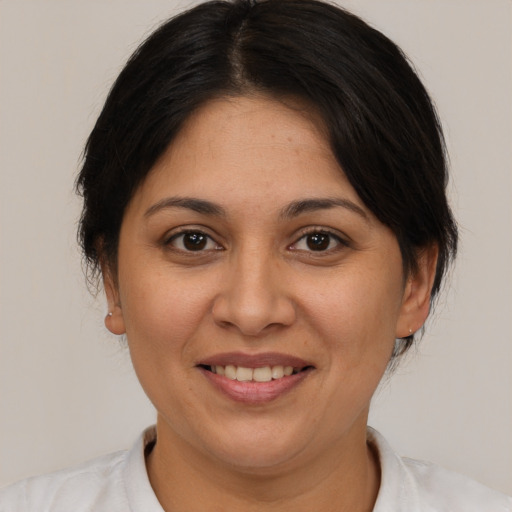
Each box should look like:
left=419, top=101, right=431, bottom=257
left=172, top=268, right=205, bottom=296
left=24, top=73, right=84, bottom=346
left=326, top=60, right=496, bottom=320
left=236, top=366, right=253, bottom=381
left=271, top=366, right=284, bottom=379
left=225, top=365, right=237, bottom=380
left=253, top=367, right=272, bottom=382
left=284, top=366, right=293, bottom=376
left=210, top=364, right=300, bottom=382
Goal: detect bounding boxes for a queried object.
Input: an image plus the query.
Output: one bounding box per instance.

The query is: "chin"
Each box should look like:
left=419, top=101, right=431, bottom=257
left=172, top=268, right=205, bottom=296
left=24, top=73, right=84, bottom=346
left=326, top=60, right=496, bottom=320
left=196, top=421, right=310, bottom=472
left=215, top=443, right=303, bottom=473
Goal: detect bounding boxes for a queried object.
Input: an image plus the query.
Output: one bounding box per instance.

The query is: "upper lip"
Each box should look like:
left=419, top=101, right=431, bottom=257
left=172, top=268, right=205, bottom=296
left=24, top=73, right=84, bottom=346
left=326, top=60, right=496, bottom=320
left=197, top=352, right=314, bottom=369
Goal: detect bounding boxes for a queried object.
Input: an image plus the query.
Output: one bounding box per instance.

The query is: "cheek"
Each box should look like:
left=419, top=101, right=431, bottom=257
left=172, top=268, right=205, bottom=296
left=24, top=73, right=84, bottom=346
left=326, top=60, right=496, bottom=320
left=119, top=264, right=216, bottom=354
left=298, top=264, right=403, bottom=363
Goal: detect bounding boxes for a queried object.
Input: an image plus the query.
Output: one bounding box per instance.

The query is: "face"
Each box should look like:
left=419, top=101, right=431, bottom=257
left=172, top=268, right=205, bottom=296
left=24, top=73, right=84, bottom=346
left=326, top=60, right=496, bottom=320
left=105, top=95, right=433, bottom=472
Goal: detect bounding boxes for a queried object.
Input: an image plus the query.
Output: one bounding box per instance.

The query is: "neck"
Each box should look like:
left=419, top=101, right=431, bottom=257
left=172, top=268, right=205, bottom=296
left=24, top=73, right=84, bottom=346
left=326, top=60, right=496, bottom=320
left=146, top=416, right=380, bottom=512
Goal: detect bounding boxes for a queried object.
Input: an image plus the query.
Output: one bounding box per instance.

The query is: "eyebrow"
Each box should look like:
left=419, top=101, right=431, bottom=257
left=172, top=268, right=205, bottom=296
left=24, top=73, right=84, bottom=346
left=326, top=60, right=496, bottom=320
left=144, top=195, right=368, bottom=221
left=144, top=197, right=226, bottom=218
left=279, top=197, right=368, bottom=221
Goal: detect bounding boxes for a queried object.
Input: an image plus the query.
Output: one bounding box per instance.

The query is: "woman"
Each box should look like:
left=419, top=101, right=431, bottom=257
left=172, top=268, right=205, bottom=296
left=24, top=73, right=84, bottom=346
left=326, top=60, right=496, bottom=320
left=1, top=0, right=510, bottom=510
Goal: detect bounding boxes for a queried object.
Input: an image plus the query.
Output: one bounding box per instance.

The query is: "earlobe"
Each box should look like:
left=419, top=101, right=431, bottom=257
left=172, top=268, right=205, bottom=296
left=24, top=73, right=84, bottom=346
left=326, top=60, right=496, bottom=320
left=104, top=307, right=126, bottom=335
left=101, top=260, right=126, bottom=336
left=396, top=244, right=439, bottom=338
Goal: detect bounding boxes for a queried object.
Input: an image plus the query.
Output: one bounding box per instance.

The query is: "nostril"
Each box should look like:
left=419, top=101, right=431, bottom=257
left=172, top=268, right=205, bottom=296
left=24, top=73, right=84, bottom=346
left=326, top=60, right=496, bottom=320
left=211, top=285, right=297, bottom=336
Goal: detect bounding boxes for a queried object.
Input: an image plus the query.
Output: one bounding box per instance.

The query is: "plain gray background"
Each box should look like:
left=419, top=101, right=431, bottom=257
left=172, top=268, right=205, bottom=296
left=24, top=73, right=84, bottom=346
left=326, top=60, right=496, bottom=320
left=1, top=0, right=511, bottom=495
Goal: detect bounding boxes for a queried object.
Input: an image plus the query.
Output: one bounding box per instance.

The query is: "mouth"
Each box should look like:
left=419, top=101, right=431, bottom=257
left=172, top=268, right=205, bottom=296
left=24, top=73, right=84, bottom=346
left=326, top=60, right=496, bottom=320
left=196, top=353, right=315, bottom=404
left=198, top=364, right=311, bottom=382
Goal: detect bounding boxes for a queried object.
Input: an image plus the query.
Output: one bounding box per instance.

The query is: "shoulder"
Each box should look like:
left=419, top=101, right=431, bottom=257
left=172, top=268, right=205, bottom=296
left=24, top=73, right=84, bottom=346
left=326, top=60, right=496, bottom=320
left=0, top=427, right=161, bottom=512
left=0, top=449, right=128, bottom=512
left=368, top=427, right=512, bottom=512
left=402, top=456, right=512, bottom=512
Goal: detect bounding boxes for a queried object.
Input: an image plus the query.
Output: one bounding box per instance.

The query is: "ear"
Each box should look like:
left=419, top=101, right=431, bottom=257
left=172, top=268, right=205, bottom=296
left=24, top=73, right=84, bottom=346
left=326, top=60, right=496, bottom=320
left=396, top=244, right=439, bottom=338
left=100, top=257, right=126, bottom=336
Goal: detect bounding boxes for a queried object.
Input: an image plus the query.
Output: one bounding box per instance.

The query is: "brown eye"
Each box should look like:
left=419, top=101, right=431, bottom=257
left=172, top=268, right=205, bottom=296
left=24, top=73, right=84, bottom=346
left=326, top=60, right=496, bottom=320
left=168, top=231, right=219, bottom=252
left=306, top=232, right=330, bottom=251
left=183, top=232, right=207, bottom=250
left=291, top=230, right=347, bottom=253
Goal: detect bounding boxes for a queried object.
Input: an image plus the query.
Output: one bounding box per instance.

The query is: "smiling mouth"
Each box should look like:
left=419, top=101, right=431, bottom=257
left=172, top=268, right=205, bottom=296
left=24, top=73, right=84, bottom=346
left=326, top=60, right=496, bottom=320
left=199, top=364, right=313, bottom=382
left=197, top=354, right=315, bottom=403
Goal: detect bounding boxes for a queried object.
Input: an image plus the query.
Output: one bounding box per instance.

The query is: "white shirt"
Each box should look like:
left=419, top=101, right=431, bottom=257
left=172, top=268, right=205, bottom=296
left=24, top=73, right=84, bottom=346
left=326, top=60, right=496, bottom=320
left=1, top=427, right=510, bottom=511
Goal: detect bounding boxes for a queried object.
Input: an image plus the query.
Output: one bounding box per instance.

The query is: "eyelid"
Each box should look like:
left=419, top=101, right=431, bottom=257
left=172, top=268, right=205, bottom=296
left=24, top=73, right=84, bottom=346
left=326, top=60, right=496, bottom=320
left=163, top=226, right=224, bottom=251
left=289, top=226, right=351, bottom=252
left=161, top=225, right=350, bottom=253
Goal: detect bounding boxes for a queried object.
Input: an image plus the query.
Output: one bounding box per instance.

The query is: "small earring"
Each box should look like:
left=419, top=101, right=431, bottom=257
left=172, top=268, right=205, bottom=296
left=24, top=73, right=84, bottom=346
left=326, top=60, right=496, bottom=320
left=107, top=312, right=113, bottom=317
left=408, top=328, right=413, bottom=334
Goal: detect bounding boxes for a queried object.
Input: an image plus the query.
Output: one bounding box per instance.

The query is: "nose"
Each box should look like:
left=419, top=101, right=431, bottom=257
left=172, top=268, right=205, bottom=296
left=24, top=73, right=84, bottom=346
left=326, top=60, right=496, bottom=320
left=211, top=248, right=296, bottom=336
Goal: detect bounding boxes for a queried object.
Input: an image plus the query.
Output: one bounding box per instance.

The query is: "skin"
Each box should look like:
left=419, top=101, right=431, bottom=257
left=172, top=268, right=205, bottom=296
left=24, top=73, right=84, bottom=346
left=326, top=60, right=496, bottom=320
left=104, top=95, right=437, bottom=511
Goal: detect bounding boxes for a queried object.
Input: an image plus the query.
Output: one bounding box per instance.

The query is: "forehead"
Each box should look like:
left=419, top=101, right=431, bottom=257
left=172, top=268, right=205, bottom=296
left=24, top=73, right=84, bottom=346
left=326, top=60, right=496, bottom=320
left=127, top=95, right=365, bottom=216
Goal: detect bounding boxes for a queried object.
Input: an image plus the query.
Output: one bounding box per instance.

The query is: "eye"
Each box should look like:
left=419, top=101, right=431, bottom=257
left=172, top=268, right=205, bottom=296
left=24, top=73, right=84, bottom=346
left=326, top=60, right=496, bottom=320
left=167, top=231, right=221, bottom=252
left=292, top=231, right=346, bottom=252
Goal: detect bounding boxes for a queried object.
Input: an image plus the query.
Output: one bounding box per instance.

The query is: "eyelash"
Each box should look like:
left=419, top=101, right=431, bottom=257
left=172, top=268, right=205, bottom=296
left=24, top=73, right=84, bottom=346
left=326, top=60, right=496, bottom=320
left=290, top=228, right=349, bottom=253
left=165, top=229, right=223, bottom=253
left=164, top=227, right=349, bottom=255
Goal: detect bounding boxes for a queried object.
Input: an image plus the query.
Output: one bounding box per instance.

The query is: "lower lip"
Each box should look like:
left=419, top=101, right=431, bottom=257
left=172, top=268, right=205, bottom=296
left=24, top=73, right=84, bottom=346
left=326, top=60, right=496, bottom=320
left=199, top=367, right=312, bottom=404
